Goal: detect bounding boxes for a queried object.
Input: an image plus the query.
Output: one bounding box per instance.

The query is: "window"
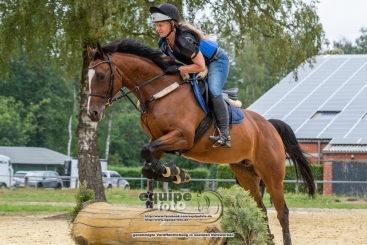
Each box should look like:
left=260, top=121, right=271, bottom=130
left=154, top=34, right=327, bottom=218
left=311, top=111, right=341, bottom=119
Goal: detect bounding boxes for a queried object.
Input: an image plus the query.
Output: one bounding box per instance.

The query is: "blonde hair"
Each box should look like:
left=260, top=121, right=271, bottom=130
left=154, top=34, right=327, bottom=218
left=178, top=22, right=212, bottom=40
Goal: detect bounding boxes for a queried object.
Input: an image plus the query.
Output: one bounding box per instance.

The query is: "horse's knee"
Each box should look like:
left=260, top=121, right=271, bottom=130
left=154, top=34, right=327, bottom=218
left=141, top=162, right=157, bottom=179
left=141, top=144, right=152, bottom=160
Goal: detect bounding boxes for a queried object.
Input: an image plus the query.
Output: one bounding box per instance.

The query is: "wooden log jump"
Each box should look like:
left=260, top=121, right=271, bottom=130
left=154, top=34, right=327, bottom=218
left=72, top=202, right=224, bottom=245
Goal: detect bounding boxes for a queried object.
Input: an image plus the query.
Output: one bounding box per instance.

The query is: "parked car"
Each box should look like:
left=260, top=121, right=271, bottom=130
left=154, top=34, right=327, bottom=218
left=102, top=170, right=129, bottom=189
left=25, top=171, right=63, bottom=189
left=13, top=171, right=29, bottom=187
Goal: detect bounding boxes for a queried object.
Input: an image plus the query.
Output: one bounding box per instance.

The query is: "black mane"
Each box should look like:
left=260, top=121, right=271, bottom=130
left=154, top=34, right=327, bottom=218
left=100, top=38, right=167, bottom=70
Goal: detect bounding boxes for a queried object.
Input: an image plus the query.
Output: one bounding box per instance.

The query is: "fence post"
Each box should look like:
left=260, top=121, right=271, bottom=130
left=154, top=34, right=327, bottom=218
left=141, top=174, right=143, bottom=190
left=212, top=181, right=215, bottom=191
left=25, top=176, right=28, bottom=188
left=117, top=179, right=121, bottom=188
left=75, top=178, right=79, bottom=189
left=295, top=179, right=299, bottom=194
left=315, top=181, right=318, bottom=194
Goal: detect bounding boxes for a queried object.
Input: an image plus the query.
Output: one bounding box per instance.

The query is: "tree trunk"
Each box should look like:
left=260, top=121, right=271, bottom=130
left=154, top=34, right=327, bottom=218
left=72, top=202, right=223, bottom=245
left=67, top=84, right=76, bottom=157
left=67, top=114, right=72, bottom=157
left=76, top=48, right=106, bottom=202
left=105, top=112, right=113, bottom=160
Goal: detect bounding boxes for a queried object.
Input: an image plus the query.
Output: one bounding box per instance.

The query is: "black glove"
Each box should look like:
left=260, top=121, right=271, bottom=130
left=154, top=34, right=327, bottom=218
left=164, top=65, right=180, bottom=74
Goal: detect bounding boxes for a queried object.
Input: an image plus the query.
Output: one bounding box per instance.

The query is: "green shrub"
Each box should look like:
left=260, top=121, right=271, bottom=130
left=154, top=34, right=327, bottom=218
left=109, top=166, right=210, bottom=191
left=68, top=180, right=95, bottom=224
left=217, top=185, right=270, bottom=245
left=216, top=164, right=236, bottom=189
left=108, top=166, right=142, bottom=189
left=284, top=164, right=323, bottom=194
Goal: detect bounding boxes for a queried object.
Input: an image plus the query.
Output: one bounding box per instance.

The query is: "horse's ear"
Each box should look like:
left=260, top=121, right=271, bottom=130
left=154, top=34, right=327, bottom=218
left=87, top=45, right=93, bottom=59
left=96, top=42, right=105, bottom=58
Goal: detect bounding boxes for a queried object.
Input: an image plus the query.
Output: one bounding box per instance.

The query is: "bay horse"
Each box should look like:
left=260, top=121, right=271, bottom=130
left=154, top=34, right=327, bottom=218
left=86, top=38, right=315, bottom=245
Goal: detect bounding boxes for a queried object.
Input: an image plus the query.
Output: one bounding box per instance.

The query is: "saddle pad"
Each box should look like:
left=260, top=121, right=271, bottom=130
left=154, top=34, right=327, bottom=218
left=192, top=81, right=244, bottom=124
left=227, top=102, right=245, bottom=124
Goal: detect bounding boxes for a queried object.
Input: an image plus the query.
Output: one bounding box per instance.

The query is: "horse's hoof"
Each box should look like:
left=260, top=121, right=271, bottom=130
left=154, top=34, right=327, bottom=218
left=173, top=171, right=190, bottom=184
left=162, top=162, right=180, bottom=177
left=282, top=232, right=292, bottom=245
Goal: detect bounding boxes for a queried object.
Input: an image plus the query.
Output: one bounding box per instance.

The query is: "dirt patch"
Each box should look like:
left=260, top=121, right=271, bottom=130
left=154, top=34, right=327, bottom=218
left=0, top=208, right=367, bottom=245
left=44, top=212, right=70, bottom=220
left=0, top=213, right=75, bottom=245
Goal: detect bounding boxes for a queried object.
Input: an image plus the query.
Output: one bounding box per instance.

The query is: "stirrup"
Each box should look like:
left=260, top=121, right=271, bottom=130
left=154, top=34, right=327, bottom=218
left=208, top=134, right=231, bottom=148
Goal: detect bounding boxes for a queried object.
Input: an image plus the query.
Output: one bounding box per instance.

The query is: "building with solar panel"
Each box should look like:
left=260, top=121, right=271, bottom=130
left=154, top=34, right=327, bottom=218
left=248, top=54, right=367, bottom=195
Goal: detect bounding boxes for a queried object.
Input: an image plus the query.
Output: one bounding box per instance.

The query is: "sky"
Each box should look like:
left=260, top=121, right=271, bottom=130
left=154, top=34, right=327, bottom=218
left=316, top=0, right=367, bottom=46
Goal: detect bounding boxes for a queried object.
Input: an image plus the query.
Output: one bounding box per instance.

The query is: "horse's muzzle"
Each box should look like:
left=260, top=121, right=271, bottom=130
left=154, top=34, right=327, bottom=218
left=88, top=109, right=104, bottom=122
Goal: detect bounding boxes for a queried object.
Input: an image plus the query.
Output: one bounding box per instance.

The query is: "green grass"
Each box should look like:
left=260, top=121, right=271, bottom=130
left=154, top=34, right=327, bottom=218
left=1, top=187, right=366, bottom=213
left=0, top=203, right=73, bottom=212
left=262, top=193, right=367, bottom=209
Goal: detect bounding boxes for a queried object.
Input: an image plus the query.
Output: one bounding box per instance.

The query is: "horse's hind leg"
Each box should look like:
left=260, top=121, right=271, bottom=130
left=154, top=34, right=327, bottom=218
left=260, top=161, right=292, bottom=245
left=265, top=182, right=292, bottom=245
left=229, top=162, right=275, bottom=244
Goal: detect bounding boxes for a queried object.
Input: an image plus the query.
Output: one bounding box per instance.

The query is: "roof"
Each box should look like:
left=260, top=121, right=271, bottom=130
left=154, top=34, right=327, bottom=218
left=0, top=146, right=68, bottom=165
left=248, top=54, right=367, bottom=152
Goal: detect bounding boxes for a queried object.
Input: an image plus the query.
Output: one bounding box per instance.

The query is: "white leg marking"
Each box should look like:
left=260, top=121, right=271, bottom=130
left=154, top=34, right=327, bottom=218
left=87, top=69, right=95, bottom=115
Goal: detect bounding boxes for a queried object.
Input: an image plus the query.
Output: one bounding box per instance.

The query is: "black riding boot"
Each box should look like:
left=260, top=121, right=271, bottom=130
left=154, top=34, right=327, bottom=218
left=208, top=94, right=231, bottom=148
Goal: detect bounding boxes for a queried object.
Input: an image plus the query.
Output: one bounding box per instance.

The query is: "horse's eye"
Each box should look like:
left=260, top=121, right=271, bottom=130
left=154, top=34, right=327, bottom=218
left=99, top=73, right=107, bottom=80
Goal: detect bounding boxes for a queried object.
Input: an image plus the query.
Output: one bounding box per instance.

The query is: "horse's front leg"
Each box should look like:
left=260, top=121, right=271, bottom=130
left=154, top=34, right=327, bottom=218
left=141, top=129, right=193, bottom=183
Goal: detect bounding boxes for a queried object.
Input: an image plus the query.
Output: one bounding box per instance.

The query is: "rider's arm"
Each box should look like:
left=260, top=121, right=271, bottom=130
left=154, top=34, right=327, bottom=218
left=175, top=32, right=206, bottom=73
left=178, top=51, right=206, bottom=73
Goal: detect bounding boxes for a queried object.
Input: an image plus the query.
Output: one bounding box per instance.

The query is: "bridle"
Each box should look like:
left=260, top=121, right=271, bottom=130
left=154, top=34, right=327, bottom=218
left=88, top=53, right=124, bottom=107
left=87, top=49, right=197, bottom=141
left=88, top=51, right=166, bottom=113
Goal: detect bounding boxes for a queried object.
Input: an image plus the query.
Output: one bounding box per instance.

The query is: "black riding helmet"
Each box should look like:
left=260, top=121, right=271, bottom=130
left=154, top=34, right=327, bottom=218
left=149, top=3, right=180, bottom=22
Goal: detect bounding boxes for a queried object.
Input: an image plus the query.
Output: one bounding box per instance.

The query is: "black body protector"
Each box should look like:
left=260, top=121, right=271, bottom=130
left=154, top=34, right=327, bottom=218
left=159, top=27, right=211, bottom=65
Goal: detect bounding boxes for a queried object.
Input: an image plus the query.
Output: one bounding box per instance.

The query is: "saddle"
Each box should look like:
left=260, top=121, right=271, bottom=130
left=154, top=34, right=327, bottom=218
left=190, top=73, right=245, bottom=124
left=167, top=72, right=244, bottom=154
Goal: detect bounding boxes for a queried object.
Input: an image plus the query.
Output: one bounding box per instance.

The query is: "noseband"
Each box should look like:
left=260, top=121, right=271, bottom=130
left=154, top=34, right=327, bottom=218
left=88, top=53, right=123, bottom=106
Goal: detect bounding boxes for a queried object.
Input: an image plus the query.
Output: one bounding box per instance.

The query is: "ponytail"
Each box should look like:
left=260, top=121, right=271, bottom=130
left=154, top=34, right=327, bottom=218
left=178, top=22, right=212, bottom=40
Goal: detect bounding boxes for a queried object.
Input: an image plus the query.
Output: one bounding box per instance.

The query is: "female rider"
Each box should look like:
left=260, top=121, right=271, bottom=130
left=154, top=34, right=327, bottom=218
left=150, top=3, right=231, bottom=148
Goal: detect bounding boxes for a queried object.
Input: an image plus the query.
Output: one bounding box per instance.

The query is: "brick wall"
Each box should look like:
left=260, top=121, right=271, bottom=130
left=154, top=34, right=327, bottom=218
left=299, top=142, right=367, bottom=163
left=323, top=162, right=332, bottom=195
left=300, top=143, right=328, bottom=153
left=323, top=153, right=367, bottom=161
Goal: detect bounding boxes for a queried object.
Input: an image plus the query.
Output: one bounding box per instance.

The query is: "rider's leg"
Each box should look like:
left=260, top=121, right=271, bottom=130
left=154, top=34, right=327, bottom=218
left=208, top=94, right=231, bottom=147
left=207, top=48, right=231, bottom=148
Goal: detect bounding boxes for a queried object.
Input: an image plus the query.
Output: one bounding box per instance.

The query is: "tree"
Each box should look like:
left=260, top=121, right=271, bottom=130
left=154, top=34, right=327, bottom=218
left=202, top=0, right=325, bottom=81
left=0, top=0, right=160, bottom=201
left=0, top=59, right=75, bottom=152
left=0, top=0, right=326, bottom=200
left=0, top=96, right=36, bottom=146
left=332, top=27, right=367, bottom=54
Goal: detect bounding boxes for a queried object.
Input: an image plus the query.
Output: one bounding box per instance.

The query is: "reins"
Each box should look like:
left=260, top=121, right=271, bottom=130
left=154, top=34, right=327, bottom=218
left=88, top=52, right=195, bottom=114
left=88, top=51, right=201, bottom=141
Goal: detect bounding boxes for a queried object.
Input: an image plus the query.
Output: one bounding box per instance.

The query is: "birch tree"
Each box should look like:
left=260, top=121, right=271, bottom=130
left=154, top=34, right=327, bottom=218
left=0, top=0, right=325, bottom=200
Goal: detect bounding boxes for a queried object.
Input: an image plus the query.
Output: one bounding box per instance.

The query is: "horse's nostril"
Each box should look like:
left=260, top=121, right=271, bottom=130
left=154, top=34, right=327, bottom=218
left=92, top=111, right=98, bottom=118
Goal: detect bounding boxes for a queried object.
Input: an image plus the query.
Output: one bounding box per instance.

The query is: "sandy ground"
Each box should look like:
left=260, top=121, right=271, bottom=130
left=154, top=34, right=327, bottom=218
left=1, top=208, right=367, bottom=245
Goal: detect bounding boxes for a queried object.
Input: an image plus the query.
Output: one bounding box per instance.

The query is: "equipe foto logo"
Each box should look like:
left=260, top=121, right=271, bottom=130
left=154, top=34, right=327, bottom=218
left=138, top=189, right=223, bottom=223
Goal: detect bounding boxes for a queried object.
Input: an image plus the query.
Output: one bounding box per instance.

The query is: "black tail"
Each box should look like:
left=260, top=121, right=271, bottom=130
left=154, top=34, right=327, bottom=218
left=268, top=119, right=316, bottom=197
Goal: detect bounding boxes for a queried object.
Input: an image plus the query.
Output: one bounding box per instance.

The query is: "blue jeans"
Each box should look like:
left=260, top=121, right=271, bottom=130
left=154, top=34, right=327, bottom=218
left=207, top=48, right=230, bottom=98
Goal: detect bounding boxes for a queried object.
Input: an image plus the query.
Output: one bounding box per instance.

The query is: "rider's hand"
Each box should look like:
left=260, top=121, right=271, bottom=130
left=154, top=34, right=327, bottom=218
left=164, top=65, right=180, bottom=74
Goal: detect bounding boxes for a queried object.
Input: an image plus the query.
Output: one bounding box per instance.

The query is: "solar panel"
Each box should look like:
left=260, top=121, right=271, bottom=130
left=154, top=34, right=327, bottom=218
left=247, top=55, right=367, bottom=149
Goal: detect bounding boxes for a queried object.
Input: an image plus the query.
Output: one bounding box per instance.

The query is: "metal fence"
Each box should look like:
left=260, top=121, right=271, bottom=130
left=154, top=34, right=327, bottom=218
left=2, top=174, right=367, bottom=195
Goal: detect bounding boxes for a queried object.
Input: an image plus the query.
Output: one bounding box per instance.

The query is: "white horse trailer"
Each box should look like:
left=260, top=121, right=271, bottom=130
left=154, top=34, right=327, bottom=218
left=63, top=158, right=107, bottom=188
left=0, top=155, right=13, bottom=188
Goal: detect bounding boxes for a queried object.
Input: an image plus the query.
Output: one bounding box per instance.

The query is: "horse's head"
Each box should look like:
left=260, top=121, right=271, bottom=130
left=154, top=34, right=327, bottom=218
left=87, top=43, right=119, bottom=122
